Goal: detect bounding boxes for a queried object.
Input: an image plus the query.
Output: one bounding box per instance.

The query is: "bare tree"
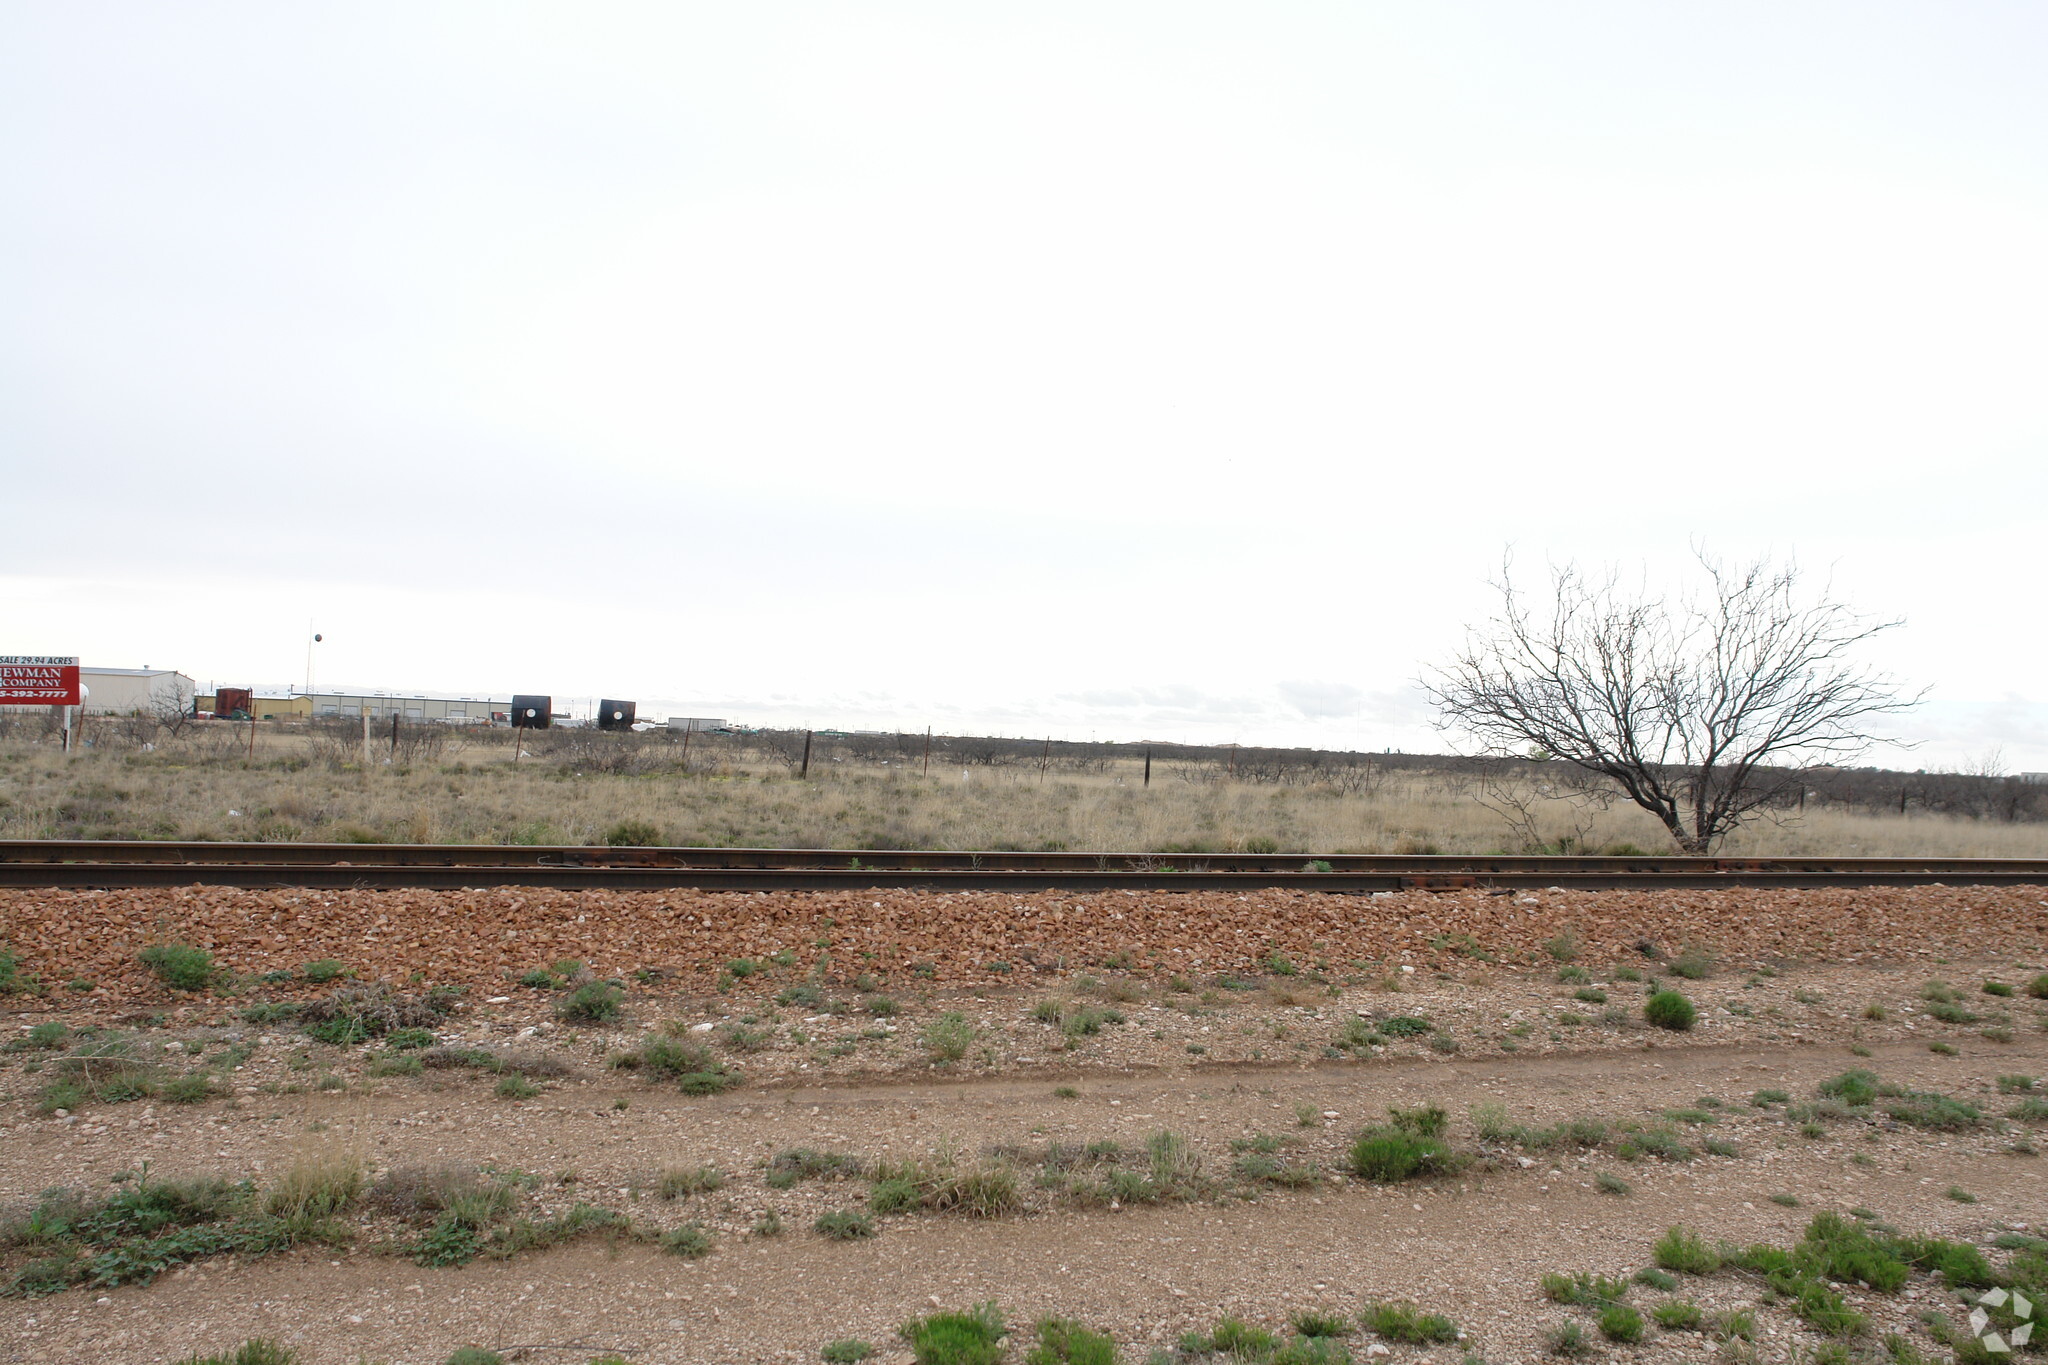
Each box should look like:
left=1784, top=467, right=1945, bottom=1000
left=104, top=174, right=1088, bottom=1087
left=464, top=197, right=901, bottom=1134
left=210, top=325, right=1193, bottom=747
left=1424, top=550, right=1920, bottom=853
left=149, top=693, right=196, bottom=739
left=1468, top=757, right=1618, bottom=853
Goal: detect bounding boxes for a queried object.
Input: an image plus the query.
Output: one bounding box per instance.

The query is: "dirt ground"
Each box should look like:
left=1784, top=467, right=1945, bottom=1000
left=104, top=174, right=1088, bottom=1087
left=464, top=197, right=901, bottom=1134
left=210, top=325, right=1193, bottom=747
left=2, top=885, right=2046, bottom=1365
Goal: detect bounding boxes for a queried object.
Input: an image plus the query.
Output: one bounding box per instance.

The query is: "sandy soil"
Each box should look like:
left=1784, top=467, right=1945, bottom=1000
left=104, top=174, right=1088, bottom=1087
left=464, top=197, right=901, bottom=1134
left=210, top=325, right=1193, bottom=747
left=2, top=886, right=2046, bottom=1365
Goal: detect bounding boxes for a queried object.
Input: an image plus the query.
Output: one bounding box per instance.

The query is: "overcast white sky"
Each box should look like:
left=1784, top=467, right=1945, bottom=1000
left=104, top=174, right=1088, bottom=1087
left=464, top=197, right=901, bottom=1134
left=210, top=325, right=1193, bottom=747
left=4, top=3, right=2044, bottom=768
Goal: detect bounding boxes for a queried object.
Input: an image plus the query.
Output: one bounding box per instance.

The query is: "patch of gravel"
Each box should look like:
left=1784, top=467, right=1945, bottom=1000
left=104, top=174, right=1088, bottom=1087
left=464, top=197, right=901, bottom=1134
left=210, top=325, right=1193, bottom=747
left=2, top=882, right=2044, bottom=1002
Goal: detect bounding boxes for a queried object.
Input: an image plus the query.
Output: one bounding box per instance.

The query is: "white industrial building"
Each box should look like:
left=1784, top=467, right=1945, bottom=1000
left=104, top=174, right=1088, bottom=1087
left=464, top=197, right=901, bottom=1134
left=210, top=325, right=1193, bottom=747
left=79, top=667, right=196, bottom=716
left=301, top=691, right=510, bottom=723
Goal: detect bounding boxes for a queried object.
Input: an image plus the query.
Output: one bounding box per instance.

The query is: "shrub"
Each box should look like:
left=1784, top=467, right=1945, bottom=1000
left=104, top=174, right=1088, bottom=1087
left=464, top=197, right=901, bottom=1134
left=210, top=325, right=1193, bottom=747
left=772, top=1148, right=863, bottom=1181
left=557, top=981, right=624, bottom=1024
left=1547, top=1320, right=1588, bottom=1356
left=2026, top=973, right=2048, bottom=999
left=1027, top=1317, right=1117, bottom=1365
left=171, top=1343, right=297, bottom=1365
left=659, top=1165, right=724, bottom=1199
left=414, top=1217, right=483, bottom=1267
left=1540, top=1271, right=1628, bottom=1307
left=1984, top=981, right=2014, bottom=997
left=1349, top=1126, right=1457, bottom=1182
left=1572, top=987, right=1607, bottom=1004
left=0, top=944, right=38, bottom=995
left=1179, top=1319, right=1276, bottom=1357
left=1644, top=990, right=1696, bottom=1030
left=922, top=1012, right=976, bottom=1062
left=1290, top=1310, right=1352, bottom=1338
left=1882, top=1091, right=1980, bottom=1130
left=1633, top=1268, right=1676, bottom=1290
left=605, top=819, right=662, bottom=847
left=444, top=1352, right=505, bottom=1365
left=161, top=1074, right=211, bottom=1104
left=1816, top=1069, right=1888, bottom=1106
left=622, top=1034, right=739, bottom=1094
left=900, top=1303, right=1005, bottom=1365
left=1653, top=1225, right=1719, bottom=1274
left=660, top=1222, right=714, bottom=1258
left=1360, top=1301, right=1457, bottom=1343
left=1379, top=1016, right=1431, bottom=1037
left=495, top=1075, right=541, bottom=1100
left=300, top=960, right=345, bottom=984
left=1597, top=1305, right=1644, bottom=1343
left=814, top=1209, right=873, bottom=1240
left=868, top=1176, right=921, bottom=1215
left=140, top=943, right=215, bottom=992
left=821, top=1342, right=874, bottom=1364
left=262, top=1145, right=365, bottom=1230
left=1670, top=947, right=1714, bottom=980
left=1652, top=1300, right=1703, bottom=1330
left=1595, top=1172, right=1631, bottom=1195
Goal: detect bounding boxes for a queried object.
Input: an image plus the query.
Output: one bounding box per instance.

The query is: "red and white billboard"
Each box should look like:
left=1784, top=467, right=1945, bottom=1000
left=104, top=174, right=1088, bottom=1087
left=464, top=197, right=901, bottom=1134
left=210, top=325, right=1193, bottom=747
left=0, top=656, right=82, bottom=706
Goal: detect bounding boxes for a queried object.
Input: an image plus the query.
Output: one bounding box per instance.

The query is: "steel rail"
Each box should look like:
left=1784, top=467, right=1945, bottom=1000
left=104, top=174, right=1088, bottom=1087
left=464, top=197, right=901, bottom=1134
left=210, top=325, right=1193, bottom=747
left=0, top=841, right=2043, bottom=892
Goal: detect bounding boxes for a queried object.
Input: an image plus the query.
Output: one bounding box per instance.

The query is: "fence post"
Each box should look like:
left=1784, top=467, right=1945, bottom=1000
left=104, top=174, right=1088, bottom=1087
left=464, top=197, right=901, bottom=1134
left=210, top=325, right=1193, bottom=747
left=1143, top=747, right=1151, bottom=788
left=800, top=730, right=813, bottom=780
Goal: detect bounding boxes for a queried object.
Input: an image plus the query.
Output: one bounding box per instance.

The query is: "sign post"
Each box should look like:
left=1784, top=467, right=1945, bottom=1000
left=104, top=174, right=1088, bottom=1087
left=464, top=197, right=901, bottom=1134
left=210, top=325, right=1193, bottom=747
left=1, top=657, right=83, bottom=753
left=0, top=656, right=81, bottom=706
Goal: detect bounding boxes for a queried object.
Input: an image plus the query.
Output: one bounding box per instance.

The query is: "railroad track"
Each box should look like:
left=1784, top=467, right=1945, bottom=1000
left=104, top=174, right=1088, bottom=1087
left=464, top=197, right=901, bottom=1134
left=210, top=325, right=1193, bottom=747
left=1, top=841, right=2044, bottom=892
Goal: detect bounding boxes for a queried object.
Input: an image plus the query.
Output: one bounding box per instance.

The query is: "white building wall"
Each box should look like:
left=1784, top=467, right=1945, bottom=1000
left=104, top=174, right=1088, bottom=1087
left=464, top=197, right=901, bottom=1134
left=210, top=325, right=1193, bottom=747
left=80, top=669, right=196, bottom=716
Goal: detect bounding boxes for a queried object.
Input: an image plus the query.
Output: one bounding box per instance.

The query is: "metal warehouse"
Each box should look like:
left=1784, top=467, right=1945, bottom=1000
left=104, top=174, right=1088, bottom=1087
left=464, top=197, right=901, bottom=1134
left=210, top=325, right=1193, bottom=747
left=300, top=691, right=510, bottom=722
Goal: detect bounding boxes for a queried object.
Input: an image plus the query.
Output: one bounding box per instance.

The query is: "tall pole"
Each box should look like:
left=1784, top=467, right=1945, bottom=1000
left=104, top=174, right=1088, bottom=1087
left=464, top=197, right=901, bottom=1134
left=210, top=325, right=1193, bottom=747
left=922, top=726, right=931, bottom=777
left=1143, top=747, right=1151, bottom=788
left=680, top=721, right=692, bottom=774
left=799, top=730, right=813, bottom=780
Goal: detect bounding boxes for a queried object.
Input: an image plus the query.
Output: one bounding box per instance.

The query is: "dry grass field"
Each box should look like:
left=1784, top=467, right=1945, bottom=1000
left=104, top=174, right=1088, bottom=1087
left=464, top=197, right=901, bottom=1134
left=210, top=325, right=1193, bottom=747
left=2, top=725, right=2045, bottom=858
